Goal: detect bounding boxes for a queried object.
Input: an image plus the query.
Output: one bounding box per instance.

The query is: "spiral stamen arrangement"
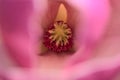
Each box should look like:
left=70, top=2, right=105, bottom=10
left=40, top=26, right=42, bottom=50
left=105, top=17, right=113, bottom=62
left=43, top=21, right=73, bottom=52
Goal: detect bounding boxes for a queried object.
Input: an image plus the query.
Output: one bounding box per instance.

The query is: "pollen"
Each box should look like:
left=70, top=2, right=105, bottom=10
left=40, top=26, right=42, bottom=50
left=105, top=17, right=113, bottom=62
left=43, top=21, right=73, bottom=53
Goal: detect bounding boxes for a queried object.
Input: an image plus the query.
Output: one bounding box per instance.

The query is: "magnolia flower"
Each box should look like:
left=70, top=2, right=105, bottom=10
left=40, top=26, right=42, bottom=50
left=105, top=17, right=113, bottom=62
left=0, top=0, right=120, bottom=80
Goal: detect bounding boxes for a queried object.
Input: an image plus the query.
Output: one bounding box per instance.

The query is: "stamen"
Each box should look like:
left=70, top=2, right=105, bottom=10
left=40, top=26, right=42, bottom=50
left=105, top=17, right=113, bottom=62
left=43, top=21, right=73, bottom=53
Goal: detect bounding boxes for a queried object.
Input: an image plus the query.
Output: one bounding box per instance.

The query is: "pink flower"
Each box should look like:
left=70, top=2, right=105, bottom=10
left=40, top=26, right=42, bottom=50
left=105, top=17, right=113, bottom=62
left=0, top=0, right=120, bottom=80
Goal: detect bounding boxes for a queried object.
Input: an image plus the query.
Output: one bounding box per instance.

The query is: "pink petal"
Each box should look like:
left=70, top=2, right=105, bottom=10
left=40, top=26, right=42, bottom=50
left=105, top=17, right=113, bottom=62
left=0, top=0, right=37, bottom=67
left=65, top=0, right=111, bottom=66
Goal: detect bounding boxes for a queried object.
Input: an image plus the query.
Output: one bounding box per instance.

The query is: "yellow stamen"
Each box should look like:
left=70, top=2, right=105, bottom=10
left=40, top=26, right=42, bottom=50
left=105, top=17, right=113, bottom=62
left=42, top=4, right=73, bottom=53
left=48, top=21, right=72, bottom=47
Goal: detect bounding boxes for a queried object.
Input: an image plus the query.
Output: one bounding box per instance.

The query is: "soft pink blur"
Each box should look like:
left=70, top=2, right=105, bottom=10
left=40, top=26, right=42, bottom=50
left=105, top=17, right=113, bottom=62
left=0, top=0, right=120, bottom=80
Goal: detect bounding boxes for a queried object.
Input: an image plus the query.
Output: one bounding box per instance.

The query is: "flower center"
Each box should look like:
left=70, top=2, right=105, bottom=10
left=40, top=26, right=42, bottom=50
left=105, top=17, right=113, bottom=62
left=49, top=21, right=72, bottom=46
left=43, top=21, right=73, bottom=53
